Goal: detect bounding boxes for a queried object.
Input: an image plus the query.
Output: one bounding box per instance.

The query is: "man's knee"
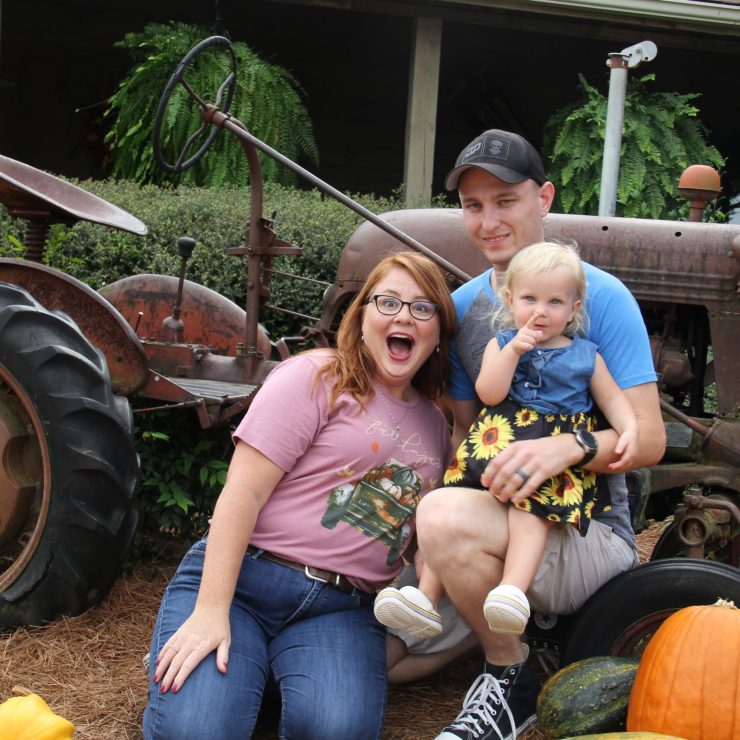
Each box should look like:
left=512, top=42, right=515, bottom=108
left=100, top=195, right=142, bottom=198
left=418, top=487, right=503, bottom=541
left=418, top=487, right=474, bottom=529
left=417, top=488, right=465, bottom=555
left=417, top=487, right=447, bottom=528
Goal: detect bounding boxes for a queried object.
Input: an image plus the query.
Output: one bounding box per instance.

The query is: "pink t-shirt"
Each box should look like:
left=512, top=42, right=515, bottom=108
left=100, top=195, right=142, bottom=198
left=234, top=350, right=451, bottom=592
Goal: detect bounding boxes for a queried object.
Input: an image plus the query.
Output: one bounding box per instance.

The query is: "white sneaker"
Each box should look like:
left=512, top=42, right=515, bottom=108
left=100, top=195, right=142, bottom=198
left=483, top=585, right=530, bottom=635
left=374, top=585, right=443, bottom=638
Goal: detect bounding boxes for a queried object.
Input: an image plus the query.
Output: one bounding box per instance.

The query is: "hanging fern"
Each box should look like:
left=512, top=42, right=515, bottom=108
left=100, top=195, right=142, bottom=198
left=105, top=22, right=318, bottom=187
left=542, top=74, right=725, bottom=220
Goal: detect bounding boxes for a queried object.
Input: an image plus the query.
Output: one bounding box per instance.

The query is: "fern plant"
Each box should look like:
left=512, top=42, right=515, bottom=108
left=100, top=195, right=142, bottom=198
left=105, top=22, right=318, bottom=187
left=542, top=74, right=725, bottom=220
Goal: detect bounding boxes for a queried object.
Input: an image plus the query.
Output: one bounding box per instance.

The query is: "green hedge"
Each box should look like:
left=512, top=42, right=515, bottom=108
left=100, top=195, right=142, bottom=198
left=10, top=180, right=408, bottom=339
left=0, top=179, right=411, bottom=544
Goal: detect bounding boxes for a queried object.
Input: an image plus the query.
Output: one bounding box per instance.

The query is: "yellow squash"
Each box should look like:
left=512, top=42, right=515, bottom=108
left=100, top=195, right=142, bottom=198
left=0, top=693, right=74, bottom=739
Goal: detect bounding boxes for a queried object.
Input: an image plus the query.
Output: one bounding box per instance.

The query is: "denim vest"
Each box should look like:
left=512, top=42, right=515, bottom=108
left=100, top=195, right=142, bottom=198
left=497, top=329, right=598, bottom=415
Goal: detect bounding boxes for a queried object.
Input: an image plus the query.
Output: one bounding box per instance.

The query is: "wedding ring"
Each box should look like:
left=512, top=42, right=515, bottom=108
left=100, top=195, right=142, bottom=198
left=515, top=468, right=530, bottom=484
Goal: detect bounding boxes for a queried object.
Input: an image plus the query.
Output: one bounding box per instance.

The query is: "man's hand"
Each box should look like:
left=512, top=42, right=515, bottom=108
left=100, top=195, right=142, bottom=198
left=480, top=432, right=583, bottom=505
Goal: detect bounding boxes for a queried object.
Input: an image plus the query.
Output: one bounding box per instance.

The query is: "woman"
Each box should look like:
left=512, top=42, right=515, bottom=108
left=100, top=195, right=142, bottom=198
left=143, top=252, right=455, bottom=739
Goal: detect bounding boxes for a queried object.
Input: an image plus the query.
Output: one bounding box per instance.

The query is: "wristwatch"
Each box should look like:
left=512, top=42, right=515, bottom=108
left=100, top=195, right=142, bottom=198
left=574, top=429, right=598, bottom=466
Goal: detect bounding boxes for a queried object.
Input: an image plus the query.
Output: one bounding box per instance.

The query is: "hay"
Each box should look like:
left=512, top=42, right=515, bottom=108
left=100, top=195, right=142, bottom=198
left=0, top=560, right=174, bottom=739
left=636, top=517, right=671, bottom=563
left=0, top=524, right=665, bottom=738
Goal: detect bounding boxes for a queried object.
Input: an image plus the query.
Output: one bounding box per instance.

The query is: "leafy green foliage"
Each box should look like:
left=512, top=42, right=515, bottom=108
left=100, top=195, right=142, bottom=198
left=542, top=74, right=726, bottom=220
left=23, top=178, right=406, bottom=339
left=105, top=21, right=318, bottom=187
left=135, top=406, right=232, bottom=541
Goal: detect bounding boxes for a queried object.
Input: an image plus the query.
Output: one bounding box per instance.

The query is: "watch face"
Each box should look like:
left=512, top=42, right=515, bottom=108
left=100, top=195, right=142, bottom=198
left=577, top=430, right=597, bottom=452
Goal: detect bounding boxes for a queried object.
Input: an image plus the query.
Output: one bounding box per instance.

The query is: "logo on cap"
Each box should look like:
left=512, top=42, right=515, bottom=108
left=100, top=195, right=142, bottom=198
left=462, top=141, right=483, bottom=161
left=462, top=136, right=511, bottom=163
left=486, top=138, right=510, bottom=159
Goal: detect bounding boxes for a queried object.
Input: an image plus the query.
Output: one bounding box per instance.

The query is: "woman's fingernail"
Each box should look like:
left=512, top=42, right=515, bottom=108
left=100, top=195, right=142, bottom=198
left=172, top=684, right=179, bottom=693
left=159, top=684, right=167, bottom=694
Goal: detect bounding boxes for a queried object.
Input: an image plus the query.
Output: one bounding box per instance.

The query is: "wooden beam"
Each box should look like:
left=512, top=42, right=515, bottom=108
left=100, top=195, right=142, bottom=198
left=404, top=17, right=442, bottom=206
left=268, top=0, right=740, bottom=52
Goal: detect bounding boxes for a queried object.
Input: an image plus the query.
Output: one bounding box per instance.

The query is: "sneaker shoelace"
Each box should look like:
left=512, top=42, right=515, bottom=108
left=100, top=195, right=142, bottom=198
left=446, top=673, right=518, bottom=740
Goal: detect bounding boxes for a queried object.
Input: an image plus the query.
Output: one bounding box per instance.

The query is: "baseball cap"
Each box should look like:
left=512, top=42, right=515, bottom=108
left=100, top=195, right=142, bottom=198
left=444, top=129, right=546, bottom=190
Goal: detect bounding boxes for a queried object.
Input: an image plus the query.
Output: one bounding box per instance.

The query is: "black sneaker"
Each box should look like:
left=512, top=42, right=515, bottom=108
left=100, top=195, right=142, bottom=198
left=434, top=661, right=539, bottom=740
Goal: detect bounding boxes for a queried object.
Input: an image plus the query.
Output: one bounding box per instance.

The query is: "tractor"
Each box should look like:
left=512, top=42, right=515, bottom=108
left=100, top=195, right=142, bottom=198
left=0, top=36, right=738, bottom=668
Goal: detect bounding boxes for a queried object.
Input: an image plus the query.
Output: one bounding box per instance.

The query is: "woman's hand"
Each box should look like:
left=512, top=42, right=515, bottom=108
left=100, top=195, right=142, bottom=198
left=153, top=607, right=231, bottom=694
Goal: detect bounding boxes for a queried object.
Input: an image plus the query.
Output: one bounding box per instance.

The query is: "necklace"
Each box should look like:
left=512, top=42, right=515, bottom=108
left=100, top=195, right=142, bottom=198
left=376, top=385, right=407, bottom=434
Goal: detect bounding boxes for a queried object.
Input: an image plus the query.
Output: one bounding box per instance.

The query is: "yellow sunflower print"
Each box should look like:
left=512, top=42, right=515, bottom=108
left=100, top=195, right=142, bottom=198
left=469, top=413, right=514, bottom=460
left=446, top=395, right=601, bottom=536
left=514, top=498, right=533, bottom=513
left=515, top=407, right=538, bottom=427
left=541, top=469, right=583, bottom=508
left=444, top=444, right=469, bottom=485
left=582, top=470, right=597, bottom=491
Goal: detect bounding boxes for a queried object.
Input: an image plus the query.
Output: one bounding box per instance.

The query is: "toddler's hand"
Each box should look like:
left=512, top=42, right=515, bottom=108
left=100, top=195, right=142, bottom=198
left=609, top=427, right=639, bottom=471
left=510, top=313, right=543, bottom=356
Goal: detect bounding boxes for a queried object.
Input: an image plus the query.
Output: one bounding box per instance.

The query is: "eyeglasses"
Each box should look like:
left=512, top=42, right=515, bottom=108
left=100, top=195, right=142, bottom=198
left=366, top=294, right=439, bottom=321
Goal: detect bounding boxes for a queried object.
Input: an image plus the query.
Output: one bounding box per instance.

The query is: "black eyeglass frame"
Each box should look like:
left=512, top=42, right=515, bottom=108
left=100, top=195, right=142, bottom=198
left=365, top=294, right=440, bottom=321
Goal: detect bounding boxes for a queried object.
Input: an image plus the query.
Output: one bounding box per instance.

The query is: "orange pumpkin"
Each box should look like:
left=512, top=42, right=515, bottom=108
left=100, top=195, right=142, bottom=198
left=627, top=597, right=740, bottom=740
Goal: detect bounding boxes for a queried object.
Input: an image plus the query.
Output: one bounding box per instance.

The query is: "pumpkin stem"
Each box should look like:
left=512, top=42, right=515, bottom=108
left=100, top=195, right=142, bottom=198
left=712, top=597, right=737, bottom=609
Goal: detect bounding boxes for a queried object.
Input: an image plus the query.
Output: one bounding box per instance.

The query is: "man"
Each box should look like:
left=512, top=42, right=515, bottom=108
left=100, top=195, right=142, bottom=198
left=409, top=130, right=665, bottom=739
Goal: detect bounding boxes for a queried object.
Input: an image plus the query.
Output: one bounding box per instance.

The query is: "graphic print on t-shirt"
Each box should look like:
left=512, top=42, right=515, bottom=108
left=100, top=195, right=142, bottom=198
left=320, top=458, right=421, bottom=565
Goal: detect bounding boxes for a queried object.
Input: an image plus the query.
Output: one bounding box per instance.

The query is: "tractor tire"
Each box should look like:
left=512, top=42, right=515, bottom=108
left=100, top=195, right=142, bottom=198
left=559, top=558, right=740, bottom=666
left=0, top=282, right=139, bottom=629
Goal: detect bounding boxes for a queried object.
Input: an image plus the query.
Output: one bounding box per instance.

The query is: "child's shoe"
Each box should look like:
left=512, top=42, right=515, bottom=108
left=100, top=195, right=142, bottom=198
left=373, top=585, right=443, bottom=638
left=483, top=584, right=530, bottom=634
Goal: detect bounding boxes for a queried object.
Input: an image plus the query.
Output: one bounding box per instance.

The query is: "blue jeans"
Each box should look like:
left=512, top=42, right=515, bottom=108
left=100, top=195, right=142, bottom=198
left=143, top=539, right=387, bottom=739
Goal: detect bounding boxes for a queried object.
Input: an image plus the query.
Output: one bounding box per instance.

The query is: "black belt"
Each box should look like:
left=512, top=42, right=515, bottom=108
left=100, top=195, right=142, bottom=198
left=248, top=546, right=356, bottom=594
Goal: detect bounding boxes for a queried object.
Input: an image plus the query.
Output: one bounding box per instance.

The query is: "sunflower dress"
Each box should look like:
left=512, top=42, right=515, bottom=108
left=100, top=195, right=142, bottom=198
left=444, top=329, right=600, bottom=536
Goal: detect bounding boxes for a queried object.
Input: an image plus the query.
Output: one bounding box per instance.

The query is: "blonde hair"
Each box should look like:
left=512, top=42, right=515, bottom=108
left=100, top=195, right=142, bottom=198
left=318, top=251, right=456, bottom=408
left=493, top=241, right=588, bottom=336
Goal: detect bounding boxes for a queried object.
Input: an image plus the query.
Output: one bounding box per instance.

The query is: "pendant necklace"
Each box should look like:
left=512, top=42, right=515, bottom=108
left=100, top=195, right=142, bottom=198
left=376, top=385, right=407, bottom=434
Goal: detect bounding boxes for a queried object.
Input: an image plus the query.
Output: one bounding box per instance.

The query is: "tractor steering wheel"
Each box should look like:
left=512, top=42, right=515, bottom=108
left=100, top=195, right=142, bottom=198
left=152, top=35, right=237, bottom=174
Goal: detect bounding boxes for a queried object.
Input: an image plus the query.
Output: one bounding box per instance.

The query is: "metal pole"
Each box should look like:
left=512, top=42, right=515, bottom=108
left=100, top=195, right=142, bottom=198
left=598, top=54, right=629, bottom=217
left=597, top=41, right=657, bottom=218
left=205, top=107, right=473, bottom=283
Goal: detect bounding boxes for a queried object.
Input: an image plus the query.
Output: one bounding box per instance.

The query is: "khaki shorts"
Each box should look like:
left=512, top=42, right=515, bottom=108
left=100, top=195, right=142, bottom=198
left=528, top=519, right=636, bottom=615
left=392, top=519, right=636, bottom=655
